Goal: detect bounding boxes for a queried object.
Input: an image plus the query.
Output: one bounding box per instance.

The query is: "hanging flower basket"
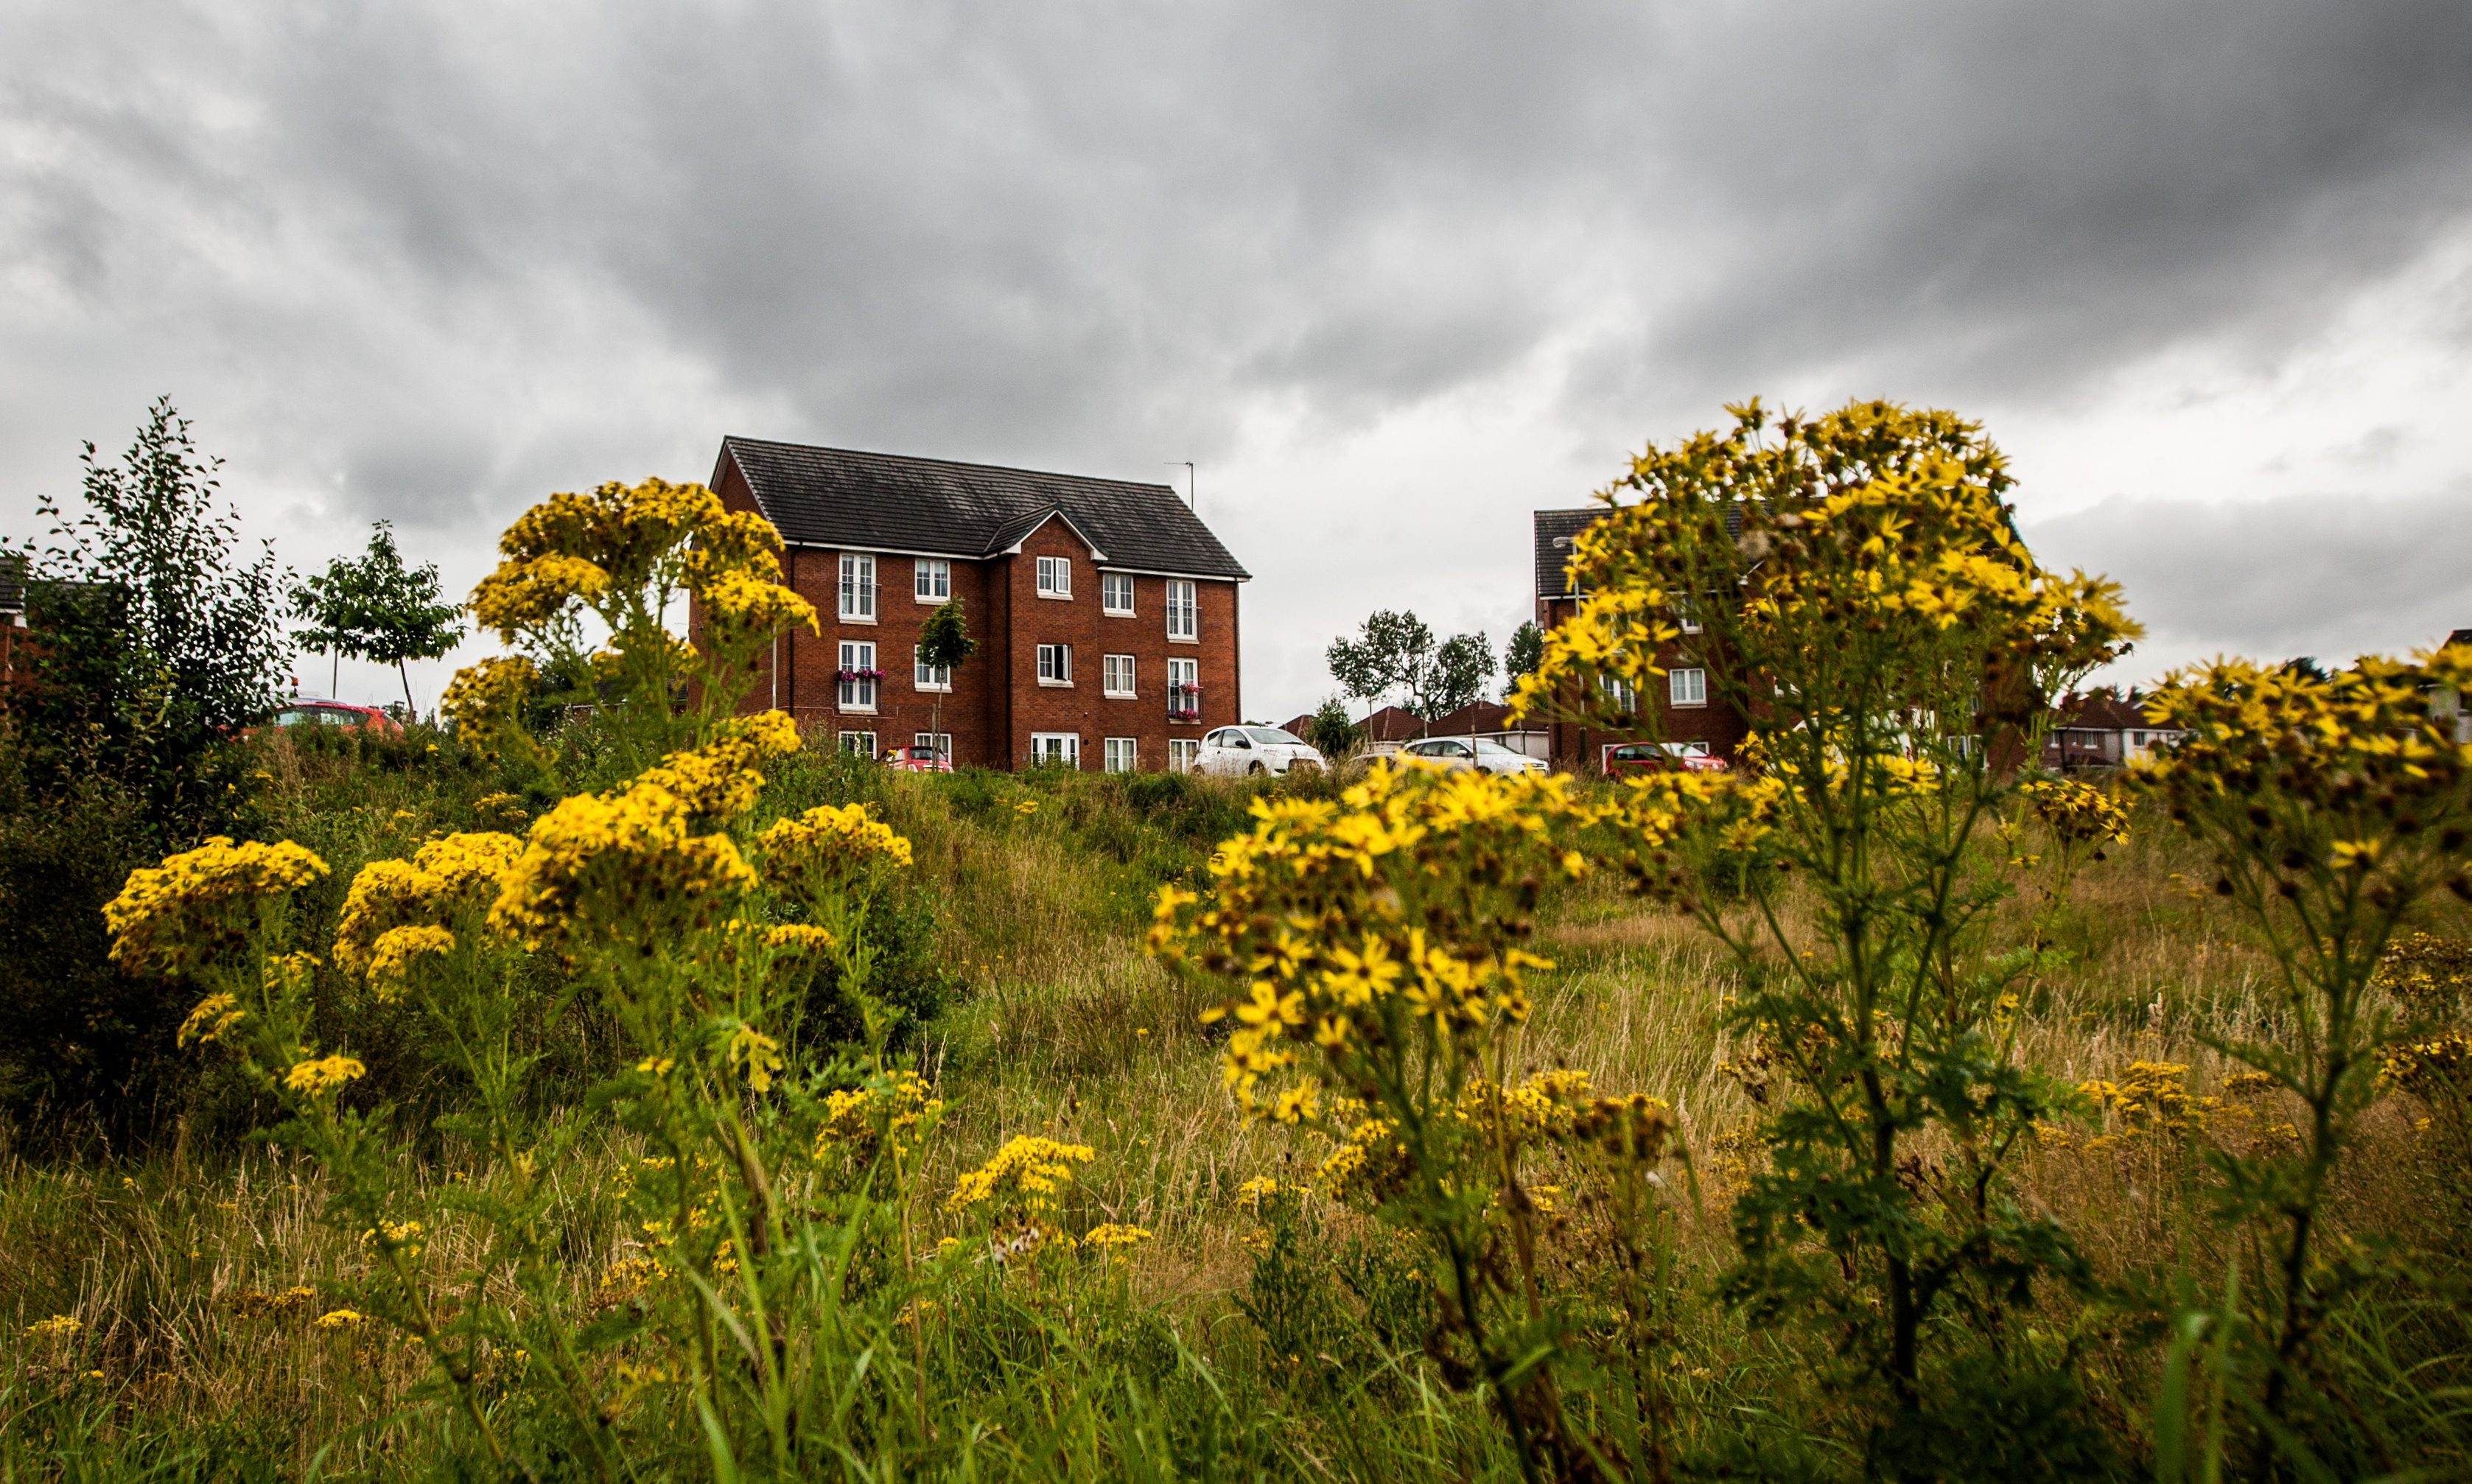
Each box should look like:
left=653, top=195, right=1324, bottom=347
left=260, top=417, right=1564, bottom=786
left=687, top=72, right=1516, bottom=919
left=835, top=668, right=887, bottom=682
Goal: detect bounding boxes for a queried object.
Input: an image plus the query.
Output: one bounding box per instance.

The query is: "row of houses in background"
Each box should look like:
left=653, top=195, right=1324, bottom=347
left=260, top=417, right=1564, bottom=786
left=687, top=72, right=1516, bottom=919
left=11, top=444, right=2463, bottom=774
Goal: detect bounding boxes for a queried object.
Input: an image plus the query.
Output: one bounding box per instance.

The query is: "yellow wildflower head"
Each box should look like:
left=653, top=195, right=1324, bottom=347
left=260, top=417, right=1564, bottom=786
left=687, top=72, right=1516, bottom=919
left=947, top=1135, right=1095, bottom=1222
left=757, top=802, right=914, bottom=900
left=105, top=837, right=330, bottom=978
left=284, top=1054, right=367, bottom=1099
left=366, top=925, right=456, bottom=1000
left=489, top=769, right=758, bottom=959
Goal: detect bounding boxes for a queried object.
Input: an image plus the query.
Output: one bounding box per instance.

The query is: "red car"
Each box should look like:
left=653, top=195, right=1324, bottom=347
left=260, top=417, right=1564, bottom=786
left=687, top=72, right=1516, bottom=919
left=1603, top=741, right=1729, bottom=775
left=881, top=744, right=952, bottom=773
left=268, top=699, right=402, bottom=735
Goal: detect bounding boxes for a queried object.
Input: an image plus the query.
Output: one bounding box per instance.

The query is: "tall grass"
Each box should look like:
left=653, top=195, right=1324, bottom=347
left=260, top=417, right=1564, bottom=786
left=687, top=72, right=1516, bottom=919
left=1, top=741, right=2466, bottom=1479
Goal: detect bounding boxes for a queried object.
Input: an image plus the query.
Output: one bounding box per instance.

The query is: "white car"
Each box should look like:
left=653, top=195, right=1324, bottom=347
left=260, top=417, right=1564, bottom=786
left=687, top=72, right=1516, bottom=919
left=1398, top=735, right=1547, bottom=775
left=1195, top=725, right=1326, bottom=777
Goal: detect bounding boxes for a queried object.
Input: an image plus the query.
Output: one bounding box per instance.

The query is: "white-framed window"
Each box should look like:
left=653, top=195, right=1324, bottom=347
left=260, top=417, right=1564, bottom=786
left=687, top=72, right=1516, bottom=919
left=1165, top=579, right=1197, bottom=641
left=1676, top=598, right=1703, bottom=635
left=1037, top=643, right=1071, bottom=685
left=1599, top=674, right=1637, bottom=714
left=914, top=731, right=953, bottom=760
left=1104, top=737, right=1138, bottom=774
left=838, top=553, right=877, bottom=621
left=1035, top=556, right=1071, bottom=598
left=914, top=645, right=950, bottom=691
left=1670, top=668, right=1708, bottom=707
left=1102, top=653, right=1136, bottom=698
left=1169, top=738, right=1200, bottom=772
left=914, top=559, right=950, bottom=603
left=1030, top=732, right=1079, bottom=767
left=838, top=640, right=878, bottom=711
left=838, top=730, right=876, bottom=756
left=1102, top=572, right=1135, bottom=615
left=1167, top=657, right=1200, bottom=719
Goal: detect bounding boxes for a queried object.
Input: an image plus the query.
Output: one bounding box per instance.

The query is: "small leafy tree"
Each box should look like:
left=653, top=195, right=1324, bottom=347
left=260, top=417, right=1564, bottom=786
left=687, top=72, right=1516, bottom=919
left=915, top=598, right=978, bottom=761
left=1505, top=619, right=1544, bottom=687
left=1306, top=696, right=1359, bottom=759
left=1428, top=631, right=1496, bottom=717
left=18, top=397, right=290, bottom=838
left=292, top=522, right=463, bottom=714
left=1328, top=610, right=1496, bottom=726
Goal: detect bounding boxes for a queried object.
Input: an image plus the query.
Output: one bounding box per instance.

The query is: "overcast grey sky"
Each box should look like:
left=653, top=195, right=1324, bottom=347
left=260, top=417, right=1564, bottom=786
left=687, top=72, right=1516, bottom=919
left=5, top=0, right=2469, bottom=718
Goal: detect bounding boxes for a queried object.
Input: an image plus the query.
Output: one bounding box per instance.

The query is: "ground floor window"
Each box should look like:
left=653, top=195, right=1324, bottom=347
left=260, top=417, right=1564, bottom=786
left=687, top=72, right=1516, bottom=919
left=838, top=730, right=877, bottom=756
left=914, top=731, right=953, bottom=760
left=1029, top=732, right=1079, bottom=768
left=1104, top=737, right=1137, bottom=773
left=1169, top=738, right=1199, bottom=772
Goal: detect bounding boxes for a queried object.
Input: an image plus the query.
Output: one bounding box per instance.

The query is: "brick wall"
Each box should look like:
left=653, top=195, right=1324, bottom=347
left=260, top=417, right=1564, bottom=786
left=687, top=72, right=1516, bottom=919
left=1536, top=595, right=1750, bottom=773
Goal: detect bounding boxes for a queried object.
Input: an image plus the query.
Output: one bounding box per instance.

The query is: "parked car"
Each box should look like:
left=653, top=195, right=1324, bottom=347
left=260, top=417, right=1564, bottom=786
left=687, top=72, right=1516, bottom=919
left=881, top=743, right=952, bottom=773
left=1194, top=726, right=1326, bottom=777
left=267, top=699, right=401, bottom=735
left=1603, top=741, right=1729, bottom=775
left=1398, top=735, right=1547, bottom=775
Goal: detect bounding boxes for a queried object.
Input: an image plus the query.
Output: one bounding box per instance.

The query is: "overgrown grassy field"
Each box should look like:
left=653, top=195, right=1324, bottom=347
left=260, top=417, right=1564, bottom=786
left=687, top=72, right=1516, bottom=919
left=3, top=723, right=2466, bottom=1480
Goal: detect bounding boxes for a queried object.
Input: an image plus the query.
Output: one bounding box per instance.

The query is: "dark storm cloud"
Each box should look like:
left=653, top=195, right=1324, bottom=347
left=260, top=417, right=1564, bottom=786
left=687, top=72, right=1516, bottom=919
left=1, top=0, right=2468, bottom=693
left=2025, top=486, right=2472, bottom=673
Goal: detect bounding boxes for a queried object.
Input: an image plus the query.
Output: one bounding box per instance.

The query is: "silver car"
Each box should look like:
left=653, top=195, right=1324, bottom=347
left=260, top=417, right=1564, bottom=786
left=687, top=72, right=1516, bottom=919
left=1398, top=735, right=1547, bottom=775
left=1195, top=725, right=1326, bottom=777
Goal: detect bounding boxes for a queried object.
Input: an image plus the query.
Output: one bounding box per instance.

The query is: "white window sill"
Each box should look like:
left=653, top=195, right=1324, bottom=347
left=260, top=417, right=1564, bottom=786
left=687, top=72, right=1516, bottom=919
left=838, top=706, right=878, bottom=716
left=1038, top=678, right=1074, bottom=688
left=914, top=594, right=949, bottom=605
left=1167, top=634, right=1199, bottom=645
left=1035, top=590, right=1073, bottom=601
left=838, top=613, right=878, bottom=626
left=1103, top=690, right=1135, bottom=700
left=1669, top=701, right=1708, bottom=710
left=914, top=684, right=950, bottom=693
left=1102, top=606, right=1135, bottom=618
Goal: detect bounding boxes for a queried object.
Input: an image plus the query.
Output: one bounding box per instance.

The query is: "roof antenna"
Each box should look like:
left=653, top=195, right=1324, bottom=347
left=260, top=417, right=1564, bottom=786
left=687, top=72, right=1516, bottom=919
left=1165, top=461, right=1196, bottom=513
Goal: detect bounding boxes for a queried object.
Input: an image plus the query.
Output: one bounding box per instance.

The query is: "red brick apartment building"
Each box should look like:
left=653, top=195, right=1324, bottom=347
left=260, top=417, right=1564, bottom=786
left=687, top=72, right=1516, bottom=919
left=705, top=438, right=1248, bottom=771
left=1532, top=507, right=1748, bottom=774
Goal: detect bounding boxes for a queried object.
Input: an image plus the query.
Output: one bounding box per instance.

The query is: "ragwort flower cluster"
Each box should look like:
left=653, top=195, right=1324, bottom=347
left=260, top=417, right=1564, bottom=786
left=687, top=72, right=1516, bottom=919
left=333, top=831, right=525, bottom=986
left=1152, top=759, right=1628, bottom=1121
left=104, top=836, right=330, bottom=978
left=491, top=717, right=800, bottom=959
left=1510, top=398, right=2137, bottom=742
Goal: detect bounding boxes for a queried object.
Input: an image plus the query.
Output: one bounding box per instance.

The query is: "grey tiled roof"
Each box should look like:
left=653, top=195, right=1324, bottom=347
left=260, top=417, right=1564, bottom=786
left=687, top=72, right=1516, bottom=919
left=719, top=438, right=1249, bottom=581
left=1533, top=502, right=1747, bottom=598
left=1533, top=508, right=1603, bottom=598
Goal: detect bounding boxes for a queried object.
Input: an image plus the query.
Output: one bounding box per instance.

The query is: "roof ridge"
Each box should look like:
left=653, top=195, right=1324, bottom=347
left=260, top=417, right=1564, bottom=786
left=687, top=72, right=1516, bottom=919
left=722, top=435, right=1181, bottom=498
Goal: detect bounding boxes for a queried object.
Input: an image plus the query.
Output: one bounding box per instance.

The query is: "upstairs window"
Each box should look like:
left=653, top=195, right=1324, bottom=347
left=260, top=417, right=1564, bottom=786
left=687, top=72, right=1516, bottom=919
left=1167, top=657, right=1200, bottom=720
left=1599, top=674, right=1637, bottom=715
left=1669, top=668, right=1707, bottom=707
left=915, top=559, right=950, bottom=602
left=1037, top=643, right=1072, bottom=685
left=1036, top=556, right=1071, bottom=598
left=1102, top=573, right=1135, bottom=615
left=838, top=553, right=877, bottom=620
left=838, top=640, right=879, bottom=711
left=1166, top=580, right=1197, bottom=641
left=914, top=645, right=950, bottom=691
left=1103, top=654, right=1136, bottom=697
